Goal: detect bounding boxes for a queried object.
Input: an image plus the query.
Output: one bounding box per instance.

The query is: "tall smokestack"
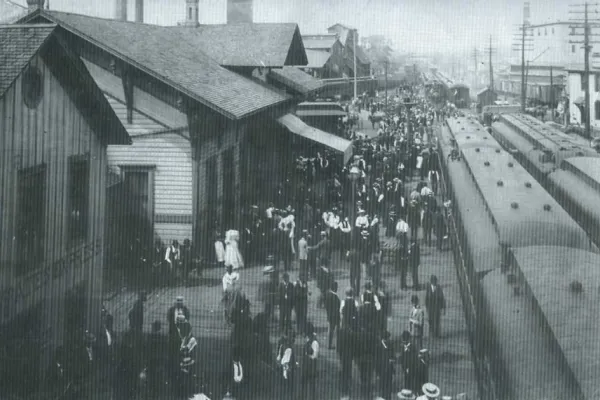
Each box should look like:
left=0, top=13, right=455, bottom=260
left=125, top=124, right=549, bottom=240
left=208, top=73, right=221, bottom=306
left=115, top=0, right=127, bottom=21
left=227, top=0, right=253, bottom=23
left=523, top=1, right=530, bottom=25
left=135, top=0, right=143, bottom=22
left=185, top=0, right=199, bottom=27
left=26, top=0, right=45, bottom=10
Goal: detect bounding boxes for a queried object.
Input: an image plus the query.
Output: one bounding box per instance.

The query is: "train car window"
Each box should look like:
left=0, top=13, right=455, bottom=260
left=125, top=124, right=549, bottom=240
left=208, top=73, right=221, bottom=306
left=595, top=101, right=600, bottom=120
left=572, top=44, right=576, bottom=53
left=545, top=28, right=547, bottom=35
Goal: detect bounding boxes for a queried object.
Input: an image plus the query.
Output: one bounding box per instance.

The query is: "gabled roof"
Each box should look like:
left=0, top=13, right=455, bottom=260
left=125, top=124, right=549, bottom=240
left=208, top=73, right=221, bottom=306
left=327, top=23, right=356, bottom=31
left=268, top=67, right=323, bottom=95
left=303, top=49, right=331, bottom=68
left=302, top=34, right=338, bottom=50
left=0, top=0, right=27, bottom=24
left=169, top=23, right=308, bottom=67
left=477, top=87, right=495, bottom=96
left=20, top=10, right=290, bottom=120
left=0, top=24, right=54, bottom=96
left=0, top=24, right=130, bottom=145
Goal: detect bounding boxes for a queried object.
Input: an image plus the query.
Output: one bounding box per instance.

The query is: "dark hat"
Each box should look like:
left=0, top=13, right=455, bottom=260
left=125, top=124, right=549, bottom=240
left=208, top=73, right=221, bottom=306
left=176, top=296, right=184, bottom=303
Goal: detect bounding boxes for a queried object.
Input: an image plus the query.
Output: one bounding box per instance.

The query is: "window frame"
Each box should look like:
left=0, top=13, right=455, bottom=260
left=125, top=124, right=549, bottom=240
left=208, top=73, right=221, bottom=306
left=15, top=163, right=46, bottom=276
left=595, top=101, right=600, bottom=120
left=67, top=154, right=90, bottom=245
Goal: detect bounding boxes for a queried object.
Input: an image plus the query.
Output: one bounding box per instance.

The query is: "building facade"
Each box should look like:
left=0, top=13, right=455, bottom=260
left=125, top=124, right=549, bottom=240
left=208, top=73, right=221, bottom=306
left=0, top=25, right=129, bottom=396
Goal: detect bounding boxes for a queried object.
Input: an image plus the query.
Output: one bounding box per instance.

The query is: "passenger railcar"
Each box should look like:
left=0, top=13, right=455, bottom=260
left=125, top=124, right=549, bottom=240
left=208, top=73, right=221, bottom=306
left=490, top=113, right=600, bottom=245
left=438, top=115, right=599, bottom=400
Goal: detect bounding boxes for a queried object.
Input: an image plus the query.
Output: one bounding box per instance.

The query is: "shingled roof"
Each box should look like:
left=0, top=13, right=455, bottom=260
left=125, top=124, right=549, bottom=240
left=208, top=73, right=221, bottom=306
left=268, top=67, right=323, bottom=95
left=0, top=24, right=55, bottom=97
left=21, top=10, right=291, bottom=120
left=171, top=23, right=308, bottom=67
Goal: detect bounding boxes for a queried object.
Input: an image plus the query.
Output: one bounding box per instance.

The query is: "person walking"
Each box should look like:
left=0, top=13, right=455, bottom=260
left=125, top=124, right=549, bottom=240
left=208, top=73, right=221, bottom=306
left=324, top=281, right=341, bottom=349
left=399, top=330, right=418, bottom=395
left=128, top=291, right=146, bottom=333
left=300, top=323, right=319, bottom=400
left=348, top=248, right=362, bottom=295
left=409, top=295, right=425, bottom=350
left=279, top=273, right=295, bottom=333
left=425, top=275, right=446, bottom=338
left=294, top=277, right=309, bottom=334
left=408, top=239, right=421, bottom=290
left=298, top=231, right=309, bottom=280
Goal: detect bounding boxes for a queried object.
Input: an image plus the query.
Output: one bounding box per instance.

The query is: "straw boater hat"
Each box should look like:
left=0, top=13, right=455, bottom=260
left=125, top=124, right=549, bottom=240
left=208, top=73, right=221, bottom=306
left=422, top=383, right=441, bottom=399
left=397, top=389, right=416, bottom=400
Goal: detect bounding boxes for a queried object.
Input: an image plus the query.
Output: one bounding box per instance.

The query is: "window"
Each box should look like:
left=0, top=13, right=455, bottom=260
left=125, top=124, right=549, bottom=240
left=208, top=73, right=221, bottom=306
left=572, top=44, right=576, bottom=53
left=572, top=27, right=576, bottom=35
left=595, top=101, right=600, bottom=120
left=538, top=29, right=540, bottom=36
left=16, top=164, right=46, bottom=275
left=188, top=6, right=192, bottom=20
left=596, top=74, right=600, bottom=92
left=545, top=28, right=547, bottom=35
left=552, top=27, right=555, bottom=34
left=68, top=156, right=89, bottom=243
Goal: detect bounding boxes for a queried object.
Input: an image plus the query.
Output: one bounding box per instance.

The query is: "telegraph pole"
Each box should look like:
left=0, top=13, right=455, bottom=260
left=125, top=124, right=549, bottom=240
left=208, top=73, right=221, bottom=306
left=513, top=24, right=533, bottom=111
left=472, top=47, right=479, bottom=87
left=550, top=66, right=554, bottom=108
left=353, top=29, right=358, bottom=101
left=488, top=36, right=494, bottom=90
left=385, top=60, right=389, bottom=110
left=569, top=2, right=600, bottom=138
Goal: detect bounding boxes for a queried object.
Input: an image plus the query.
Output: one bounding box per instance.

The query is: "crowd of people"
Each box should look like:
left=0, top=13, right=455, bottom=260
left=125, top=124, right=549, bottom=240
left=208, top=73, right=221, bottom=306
left=202, top=85, right=462, bottom=399
left=62, top=84, right=469, bottom=400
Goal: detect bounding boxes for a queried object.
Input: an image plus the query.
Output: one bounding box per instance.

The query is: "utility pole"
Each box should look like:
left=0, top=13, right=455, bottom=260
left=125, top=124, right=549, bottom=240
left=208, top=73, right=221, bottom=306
left=513, top=24, right=533, bottom=111
left=488, top=36, right=494, bottom=90
left=385, top=59, right=389, bottom=110
left=550, top=66, right=554, bottom=108
left=353, top=29, right=358, bottom=101
left=569, top=2, right=600, bottom=139
left=472, top=47, right=478, bottom=87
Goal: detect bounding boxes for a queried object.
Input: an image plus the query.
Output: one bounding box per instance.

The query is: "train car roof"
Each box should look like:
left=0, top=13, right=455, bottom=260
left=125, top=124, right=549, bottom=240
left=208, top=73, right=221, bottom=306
left=461, top=147, right=590, bottom=249
left=563, top=157, right=600, bottom=189
left=439, top=120, right=503, bottom=274
left=512, top=246, right=600, bottom=400
left=502, top=114, right=598, bottom=161
left=447, top=117, right=501, bottom=151
left=480, top=268, right=583, bottom=399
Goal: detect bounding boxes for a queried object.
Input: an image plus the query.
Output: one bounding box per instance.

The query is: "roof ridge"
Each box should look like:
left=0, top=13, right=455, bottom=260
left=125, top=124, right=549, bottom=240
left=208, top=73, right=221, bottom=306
left=0, top=23, right=56, bottom=28
left=44, top=9, right=156, bottom=27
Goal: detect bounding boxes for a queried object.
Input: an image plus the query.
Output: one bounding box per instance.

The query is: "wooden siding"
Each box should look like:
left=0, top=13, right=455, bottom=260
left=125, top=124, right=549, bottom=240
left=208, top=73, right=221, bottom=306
left=107, top=133, right=193, bottom=244
left=0, top=54, right=107, bottom=344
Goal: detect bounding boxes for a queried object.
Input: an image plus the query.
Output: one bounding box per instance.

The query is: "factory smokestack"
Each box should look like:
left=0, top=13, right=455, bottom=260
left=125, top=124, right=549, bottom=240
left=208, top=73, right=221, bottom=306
left=185, top=0, right=199, bottom=27
left=227, top=0, right=253, bottom=23
left=115, top=0, right=127, bottom=21
left=523, top=1, right=530, bottom=25
left=135, top=0, right=143, bottom=22
left=26, top=0, right=45, bottom=10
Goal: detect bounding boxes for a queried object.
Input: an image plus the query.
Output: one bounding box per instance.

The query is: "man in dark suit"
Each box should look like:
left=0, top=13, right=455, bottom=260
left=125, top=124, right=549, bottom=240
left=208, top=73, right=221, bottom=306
left=425, top=275, right=446, bottom=338
left=324, top=281, right=341, bottom=349
left=128, top=291, right=147, bottom=333
left=408, top=239, right=421, bottom=290
left=279, top=273, right=295, bottom=333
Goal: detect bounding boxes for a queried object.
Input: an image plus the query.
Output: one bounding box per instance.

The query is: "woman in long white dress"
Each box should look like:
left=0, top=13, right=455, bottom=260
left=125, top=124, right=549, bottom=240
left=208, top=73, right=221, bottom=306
left=224, top=230, right=244, bottom=270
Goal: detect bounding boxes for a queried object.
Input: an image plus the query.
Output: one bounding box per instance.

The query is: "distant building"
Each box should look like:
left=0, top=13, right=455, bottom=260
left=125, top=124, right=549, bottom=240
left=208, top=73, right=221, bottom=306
left=0, top=24, right=129, bottom=396
left=300, top=34, right=345, bottom=78
left=477, top=87, right=498, bottom=107
left=566, top=64, right=600, bottom=128
left=326, top=23, right=371, bottom=78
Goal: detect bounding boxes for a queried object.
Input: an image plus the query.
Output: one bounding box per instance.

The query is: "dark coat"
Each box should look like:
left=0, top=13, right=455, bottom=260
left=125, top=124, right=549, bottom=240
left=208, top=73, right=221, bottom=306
left=129, top=299, right=144, bottom=331
left=324, top=290, right=341, bottom=325
left=408, top=242, right=420, bottom=269
left=167, top=305, right=190, bottom=338
left=425, top=284, right=446, bottom=313
left=279, top=281, right=295, bottom=308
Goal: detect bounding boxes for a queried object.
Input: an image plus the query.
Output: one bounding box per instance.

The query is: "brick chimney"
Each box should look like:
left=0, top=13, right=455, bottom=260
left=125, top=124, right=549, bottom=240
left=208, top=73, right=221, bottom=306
left=135, top=0, right=143, bottom=22
left=26, top=0, right=45, bottom=10
left=185, top=0, right=199, bottom=27
left=115, top=0, right=127, bottom=21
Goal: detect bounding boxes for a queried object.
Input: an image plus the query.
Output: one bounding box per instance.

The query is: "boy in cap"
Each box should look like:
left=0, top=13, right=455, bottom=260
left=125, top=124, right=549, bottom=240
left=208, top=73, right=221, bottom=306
left=301, top=323, right=319, bottom=399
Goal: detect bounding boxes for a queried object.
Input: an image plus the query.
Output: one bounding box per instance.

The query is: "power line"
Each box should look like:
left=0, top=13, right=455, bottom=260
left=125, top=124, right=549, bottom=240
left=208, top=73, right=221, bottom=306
left=569, top=1, right=600, bottom=138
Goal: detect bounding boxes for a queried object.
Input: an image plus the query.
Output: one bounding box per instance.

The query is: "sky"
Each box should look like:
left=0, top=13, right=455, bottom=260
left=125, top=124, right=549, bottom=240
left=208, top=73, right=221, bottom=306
left=10, top=0, right=570, bottom=55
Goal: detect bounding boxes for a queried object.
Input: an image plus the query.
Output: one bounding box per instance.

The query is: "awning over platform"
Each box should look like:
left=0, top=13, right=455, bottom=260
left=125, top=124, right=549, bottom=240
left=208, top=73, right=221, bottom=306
left=277, top=113, right=353, bottom=164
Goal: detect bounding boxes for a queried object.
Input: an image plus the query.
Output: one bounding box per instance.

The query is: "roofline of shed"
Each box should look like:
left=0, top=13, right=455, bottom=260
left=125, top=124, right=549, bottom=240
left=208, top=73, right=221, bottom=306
left=18, top=10, right=290, bottom=121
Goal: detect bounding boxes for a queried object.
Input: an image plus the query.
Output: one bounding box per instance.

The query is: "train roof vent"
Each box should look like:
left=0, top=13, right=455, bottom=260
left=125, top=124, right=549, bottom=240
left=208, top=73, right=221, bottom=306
left=497, top=180, right=504, bottom=187
left=508, top=162, right=514, bottom=167
left=484, top=136, right=488, bottom=139
left=525, top=182, right=532, bottom=188
left=466, top=135, right=470, bottom=138
left=462, top=127, right=465, bottom=130
left=577, top=151, right=585, bottom=156
left=475, top=148, right=481, bottom=152
left=543, top=204, right=552, bottom=211
left=484, top=161, right=490, bottom=166
left=495, top=149, right=501, bottom=153
left=559, top=147, right=567, bottom=151
left=511, top=202, right=519, bottom=209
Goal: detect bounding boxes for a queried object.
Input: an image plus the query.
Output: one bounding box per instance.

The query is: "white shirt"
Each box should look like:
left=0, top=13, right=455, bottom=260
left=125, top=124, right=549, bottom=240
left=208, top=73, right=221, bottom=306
left=355, top=215, right=369, bottom=229
left=339, top=219, right=352, bottom=233
left=396, top=219, right=409, bottom=234
left=214, top=241, right=225, bottom=262
left=266, top=207, right=274, bottom=219
left=361, top=291, right=382, bottom=311
left=307, top=340, right=319, bottom=360
left=281, top=348, right=293, bottom=365
left=222, top=271, right=240, bottom=292
left=165, top=246, right=180, bottom=262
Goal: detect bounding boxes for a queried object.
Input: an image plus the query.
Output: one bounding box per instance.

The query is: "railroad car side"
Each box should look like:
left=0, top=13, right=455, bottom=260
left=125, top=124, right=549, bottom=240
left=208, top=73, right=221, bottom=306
left=479, top=269, right=584, bottom=400
left=509, top=245, right=600, bottom=399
